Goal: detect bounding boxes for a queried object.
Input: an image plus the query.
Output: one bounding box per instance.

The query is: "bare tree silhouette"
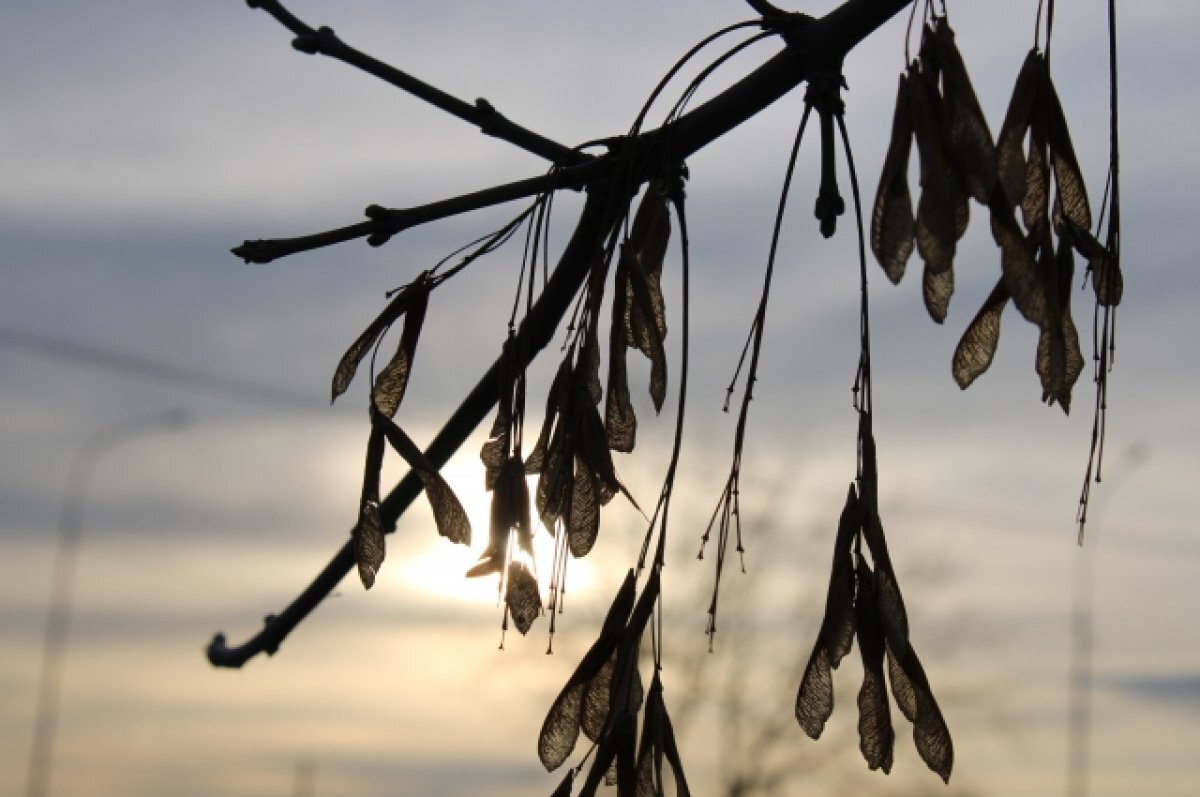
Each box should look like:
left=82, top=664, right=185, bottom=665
left=208, top=1, right=1123, bottom=793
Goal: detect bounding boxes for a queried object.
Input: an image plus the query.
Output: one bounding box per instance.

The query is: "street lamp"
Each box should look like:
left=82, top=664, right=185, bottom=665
left=1066, top=442, right=1149, bottom=797
left=24, top=408, right=189, bottom=797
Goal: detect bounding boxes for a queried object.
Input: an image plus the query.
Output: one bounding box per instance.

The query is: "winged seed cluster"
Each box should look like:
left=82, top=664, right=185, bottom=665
left=871, top=17, right=1122, bottom=412
left=332, top=184, right=671, bottom=640
left=538, top=569, right=690, bottom=796
left=332, top=272, right=472, bottom=590
left=796, top=414, right=953, bottom=782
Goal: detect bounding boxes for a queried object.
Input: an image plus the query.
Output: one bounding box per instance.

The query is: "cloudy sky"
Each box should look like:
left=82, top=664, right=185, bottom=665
left=2, top=1, right=1197, bottom=796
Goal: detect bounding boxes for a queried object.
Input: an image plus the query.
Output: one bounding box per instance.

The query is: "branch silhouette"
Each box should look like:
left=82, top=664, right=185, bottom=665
left=234, top=0, right=910, bottom=264
left=210, top=180, right=627, bottom=666
left=211, top=0, right=914, bottom=667
left=245, top=0, right=586, bottom=165
left=232, top=171, right=579, bottom=264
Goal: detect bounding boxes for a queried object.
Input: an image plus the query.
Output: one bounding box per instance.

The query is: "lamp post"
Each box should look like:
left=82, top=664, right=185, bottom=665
left=1066, top=442, right=1148, bottom=797
left=24, top=408, right=189, bottom=797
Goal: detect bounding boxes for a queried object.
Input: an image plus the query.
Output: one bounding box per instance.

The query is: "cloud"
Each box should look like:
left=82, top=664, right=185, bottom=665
left=3, top=2, right=1200, bottom=796
left=1105, top=672, right=1200, bottom=713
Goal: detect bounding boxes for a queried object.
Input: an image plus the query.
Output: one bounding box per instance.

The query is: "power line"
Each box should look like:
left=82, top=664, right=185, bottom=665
left=0, top=324, right=349, bottom=415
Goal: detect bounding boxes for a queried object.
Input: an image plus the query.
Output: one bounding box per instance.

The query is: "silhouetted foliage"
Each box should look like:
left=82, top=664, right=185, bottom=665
left=210, top=0, right=1124, bottom=793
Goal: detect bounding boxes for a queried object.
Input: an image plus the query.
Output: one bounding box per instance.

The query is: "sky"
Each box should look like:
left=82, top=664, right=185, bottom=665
left=2, top=1, right=1198, bottom=796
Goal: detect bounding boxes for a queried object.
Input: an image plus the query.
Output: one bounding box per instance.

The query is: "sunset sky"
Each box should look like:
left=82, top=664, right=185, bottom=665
left=2, top=2, right=1197, bottom=796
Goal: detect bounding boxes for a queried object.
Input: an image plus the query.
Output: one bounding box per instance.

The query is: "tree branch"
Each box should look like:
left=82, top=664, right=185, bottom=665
left=232, top=170, right=582, bottom=264
left=245, top=0, right=588, bottom=166
left=236, top=0, right=909, bottom=265
left=210, top=0, right=915, bottom=665
left=650, top=0, right=912, bottom=162
left=209, top=181, right=625, bottom=667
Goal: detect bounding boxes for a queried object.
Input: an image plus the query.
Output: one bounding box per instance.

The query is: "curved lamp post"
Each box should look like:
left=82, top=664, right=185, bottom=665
left=25, top=408, right=189, bottom=797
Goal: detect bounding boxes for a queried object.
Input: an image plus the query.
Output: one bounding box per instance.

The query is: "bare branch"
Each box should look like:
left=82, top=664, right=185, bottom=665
left=232, top=220, right=373, bottom=266
left=245, top=0, right=587, bottom=166
left=234, top=0, right=912, bottom=265
left=232, top=170, right=582, bottom=264
left=652, top=0, right=911, bottom=163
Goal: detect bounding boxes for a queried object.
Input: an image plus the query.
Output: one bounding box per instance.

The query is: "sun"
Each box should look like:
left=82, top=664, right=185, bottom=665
left=387, top=457, right=598, bottom=605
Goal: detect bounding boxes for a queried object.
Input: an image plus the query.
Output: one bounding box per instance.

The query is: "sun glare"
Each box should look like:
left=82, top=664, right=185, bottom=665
left=389, top=458, right=598, bottom=605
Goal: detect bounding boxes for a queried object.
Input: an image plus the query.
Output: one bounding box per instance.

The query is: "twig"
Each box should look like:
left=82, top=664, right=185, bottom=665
left=245, top=0, right=587, bottom=166
left=232, top=170, right=586, bottom=264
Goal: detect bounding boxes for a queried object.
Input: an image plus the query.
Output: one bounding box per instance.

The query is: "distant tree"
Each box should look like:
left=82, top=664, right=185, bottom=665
left=209, top=1, right=1123, bottom=793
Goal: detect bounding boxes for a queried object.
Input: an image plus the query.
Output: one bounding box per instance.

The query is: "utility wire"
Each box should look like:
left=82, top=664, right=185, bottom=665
left=0, top=324, right=348, bottom=415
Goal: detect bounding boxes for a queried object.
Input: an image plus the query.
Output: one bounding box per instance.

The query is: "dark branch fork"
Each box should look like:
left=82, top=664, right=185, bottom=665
left=209, top=0, right=913, bottom=668
left=234, top=0, right=904, bottom=265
